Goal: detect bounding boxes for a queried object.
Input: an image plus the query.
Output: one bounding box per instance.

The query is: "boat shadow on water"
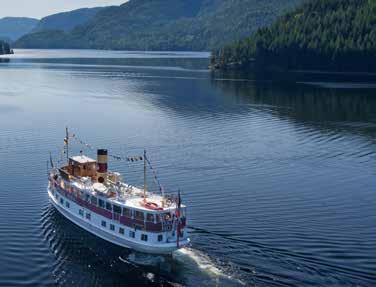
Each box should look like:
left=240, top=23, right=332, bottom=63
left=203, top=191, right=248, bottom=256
left=41, top=205, right=244, bottom=287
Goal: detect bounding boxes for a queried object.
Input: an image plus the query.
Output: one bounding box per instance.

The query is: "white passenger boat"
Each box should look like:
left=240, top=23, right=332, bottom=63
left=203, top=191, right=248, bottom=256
left=47, top=129, right=189, bottom=255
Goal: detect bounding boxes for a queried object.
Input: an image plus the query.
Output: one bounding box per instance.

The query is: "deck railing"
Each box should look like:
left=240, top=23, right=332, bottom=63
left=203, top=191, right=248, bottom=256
left=50, top=178, right=186, bottom=233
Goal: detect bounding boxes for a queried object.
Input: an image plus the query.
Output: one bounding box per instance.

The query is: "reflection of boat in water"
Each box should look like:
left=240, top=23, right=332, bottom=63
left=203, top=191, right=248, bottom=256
left=47, top=128, right=189, bottom=255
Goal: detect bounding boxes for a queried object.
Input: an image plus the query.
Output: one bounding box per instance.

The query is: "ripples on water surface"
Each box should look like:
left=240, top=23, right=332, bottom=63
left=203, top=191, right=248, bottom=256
left=0, top=49, right=375, bottom=286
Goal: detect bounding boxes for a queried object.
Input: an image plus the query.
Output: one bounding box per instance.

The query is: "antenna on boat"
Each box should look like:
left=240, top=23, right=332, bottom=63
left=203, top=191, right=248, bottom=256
left=64, top=127, right=69, bottom=163
left=176, top=189, right=182, bottom=248
left=49, top=152, right=54, bottom=169
left=143, top=149, right=147, bottom=202
left=46, top=159, right=49, bottom=177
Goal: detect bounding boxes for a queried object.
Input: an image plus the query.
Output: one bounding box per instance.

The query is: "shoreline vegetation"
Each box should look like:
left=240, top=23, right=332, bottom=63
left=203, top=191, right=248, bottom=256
left=210, top=0, right=376, bottom=73
left=0, top=41, right=13, bottom=55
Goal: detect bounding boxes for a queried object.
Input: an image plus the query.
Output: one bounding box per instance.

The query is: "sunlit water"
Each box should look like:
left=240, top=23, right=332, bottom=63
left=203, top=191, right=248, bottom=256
left=0, top=49, right=375, bottom=287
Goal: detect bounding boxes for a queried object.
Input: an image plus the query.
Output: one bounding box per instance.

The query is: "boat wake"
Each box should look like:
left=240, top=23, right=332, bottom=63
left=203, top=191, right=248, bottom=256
left=118, top=248, right=245, bottom=286
left=174, top=248, right=246, bottom=286
left=173, top=248, right=224, bottom=277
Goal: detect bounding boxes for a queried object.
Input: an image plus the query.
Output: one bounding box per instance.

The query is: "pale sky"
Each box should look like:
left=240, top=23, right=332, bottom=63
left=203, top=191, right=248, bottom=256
left=0, top=0, right=127, bottom=19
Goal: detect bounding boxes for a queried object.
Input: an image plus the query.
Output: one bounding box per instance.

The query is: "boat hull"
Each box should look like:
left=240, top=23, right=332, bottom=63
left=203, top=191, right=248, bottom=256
left=47, top=187, right=189, bottom=255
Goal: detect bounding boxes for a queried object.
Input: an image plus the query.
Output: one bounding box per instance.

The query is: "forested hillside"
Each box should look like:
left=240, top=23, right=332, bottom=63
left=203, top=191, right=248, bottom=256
left=15, top=0, right=303, bottom=51
left=211, top=0, right=376, bottom=72
left=32, top=7, right=105, bottom=33
left=0, top=17, right=38, bottom=41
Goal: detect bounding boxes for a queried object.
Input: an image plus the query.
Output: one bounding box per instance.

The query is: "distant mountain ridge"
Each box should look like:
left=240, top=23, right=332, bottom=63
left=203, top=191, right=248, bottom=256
left=15, top=0, right=304, bottom=51
left=32, top=7, right=105, bottom=33
left=0, top=7, right=104, bottom=43
left=0, top=17, right=38, bottom=41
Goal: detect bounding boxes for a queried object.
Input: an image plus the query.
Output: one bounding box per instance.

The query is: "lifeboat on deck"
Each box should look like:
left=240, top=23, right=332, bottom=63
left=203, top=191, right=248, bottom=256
left=141, top=201, right=164, bottom=211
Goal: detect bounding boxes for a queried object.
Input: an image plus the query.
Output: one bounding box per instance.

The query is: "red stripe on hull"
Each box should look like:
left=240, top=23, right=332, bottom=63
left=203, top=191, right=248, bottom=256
left=53, top=185, right=179, bottom=233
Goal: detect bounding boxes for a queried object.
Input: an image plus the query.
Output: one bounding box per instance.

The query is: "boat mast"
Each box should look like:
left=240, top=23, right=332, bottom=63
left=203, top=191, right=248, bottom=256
left=143, top=149, right=147, bottom=202
left=65, top=127, right=69, bottom=163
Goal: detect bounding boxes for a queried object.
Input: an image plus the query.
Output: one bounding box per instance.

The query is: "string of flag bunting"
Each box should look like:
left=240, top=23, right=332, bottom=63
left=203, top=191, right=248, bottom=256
left=68, top=133, right=144, bottom=162
left=64, top=131, right=164, bottom=192
left=70, top=134, right=94, bottom=150
left=145, top=156, right=164, bottom=194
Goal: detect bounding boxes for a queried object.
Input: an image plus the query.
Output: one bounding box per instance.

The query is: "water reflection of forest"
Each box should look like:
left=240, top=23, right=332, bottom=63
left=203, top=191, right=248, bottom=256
left=212, top=78, right=376, bottom=126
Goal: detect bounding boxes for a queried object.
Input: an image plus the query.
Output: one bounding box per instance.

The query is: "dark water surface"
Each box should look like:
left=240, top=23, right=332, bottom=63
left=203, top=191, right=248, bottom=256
left=0, top=49, right=375, bottom=287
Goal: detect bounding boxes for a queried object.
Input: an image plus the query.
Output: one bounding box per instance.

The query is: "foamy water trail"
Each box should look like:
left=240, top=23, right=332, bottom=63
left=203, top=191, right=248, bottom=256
left=118, top=248, right=246, bottom=286
left=174, top=248, right=246, bottom=285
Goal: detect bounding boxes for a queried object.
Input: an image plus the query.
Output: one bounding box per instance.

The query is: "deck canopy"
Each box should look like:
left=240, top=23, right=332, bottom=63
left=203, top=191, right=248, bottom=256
left=70, top=155, right=96, bottom=164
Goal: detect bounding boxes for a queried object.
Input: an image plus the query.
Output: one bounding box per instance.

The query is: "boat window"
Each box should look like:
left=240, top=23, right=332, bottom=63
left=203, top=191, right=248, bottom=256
left=129, top=231, right=135, bottom=238
left=155, top=214, right=161, bottom=223
left=113, top=205, right=121, bottom=214
left=85, top=193, right=90, bottom=202
left=119, top=227, right=124, bottom=235
left=141, top=234, right=148, bottom=241
left=123, top=208, right=132, bottom=217
left=91, top=196, right=98, bottom=206
left=146, top=213, right=154, bottom=222
left=101, top=221, right=106, bottom=227
left=106, top=202, right=112, bottom=211
left=98, top=199, right=105, bottom=208
left=65, top=201, right=70, bottom=208
left=86, top=213, right=91, bottom=220
left=135, top=211, right=144, bottom=220
left=79, top=209, right=84, bottom=216
left=60, top=198, right=64, bottom=205
left=158, top=234, right=163, bottom=242
left=110, top=224, right=115, bottom=231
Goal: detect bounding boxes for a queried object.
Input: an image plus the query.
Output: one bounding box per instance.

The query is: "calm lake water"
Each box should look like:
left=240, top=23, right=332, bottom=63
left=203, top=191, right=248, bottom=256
left=0, top=49, right=375, bottom=287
